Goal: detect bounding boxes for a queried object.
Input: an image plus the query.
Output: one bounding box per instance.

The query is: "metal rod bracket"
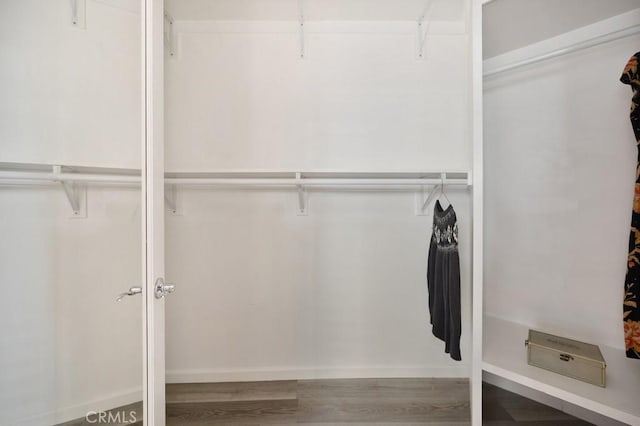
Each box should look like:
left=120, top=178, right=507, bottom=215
left=164, top=11, right=176, bottom=57
left=415, top=184, right=441, bottom=216
left=296, top=172, right=308, bottom=215
left=69, top=0, right=86, bottom=29
left=165, top=183, right=181, bottom=215
left=298, top=0, right=305, bottom=59
left=416, top=0, right=433, bottom=60
left=53, top=165, right=87, bottom=218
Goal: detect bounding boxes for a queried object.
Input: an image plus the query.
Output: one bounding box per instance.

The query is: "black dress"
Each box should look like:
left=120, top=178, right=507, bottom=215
left=427, top=200, right=461, bottom=361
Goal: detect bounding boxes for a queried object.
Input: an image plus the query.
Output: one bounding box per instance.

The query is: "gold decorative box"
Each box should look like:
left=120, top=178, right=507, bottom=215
left=525, top=329, right=606, bottom=387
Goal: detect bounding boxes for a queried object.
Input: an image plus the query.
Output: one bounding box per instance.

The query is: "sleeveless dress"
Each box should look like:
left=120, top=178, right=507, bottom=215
left=622, top=52, right=640, bottom=359
left=427, top=200, right=461, bottom=361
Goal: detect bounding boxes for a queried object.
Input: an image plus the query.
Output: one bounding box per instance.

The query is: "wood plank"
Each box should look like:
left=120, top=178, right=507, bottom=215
left=297, top=397, right=470, bottom=423
left=298, top=378, right=469, bottom=399
left=166, top=399, right=298, bottom=424
left=167, top=380, right=297, bottom=403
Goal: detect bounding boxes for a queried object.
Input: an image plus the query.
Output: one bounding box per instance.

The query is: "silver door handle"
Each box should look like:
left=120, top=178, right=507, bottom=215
left=116, top=286, right=142, bottom=302
left=155, top=278, right=176, bottom=299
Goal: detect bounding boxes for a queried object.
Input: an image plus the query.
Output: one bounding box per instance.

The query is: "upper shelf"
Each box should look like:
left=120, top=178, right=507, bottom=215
left=165, top=0, right=468, bottom=22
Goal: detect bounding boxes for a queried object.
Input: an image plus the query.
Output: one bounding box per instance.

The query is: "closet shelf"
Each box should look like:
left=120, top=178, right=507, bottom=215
left=0, top=162, right=140, bottom=184
left=0, top=163, right=471, bottom=216
left=164, top=170, right=472, bottom=187
left=483, top=316, right=640, bottom=425
left=0, top=163, right=472, bottom=187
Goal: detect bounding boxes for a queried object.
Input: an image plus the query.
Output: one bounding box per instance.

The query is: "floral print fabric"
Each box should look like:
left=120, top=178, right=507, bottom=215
left=622, top=51, right=640, bottom=359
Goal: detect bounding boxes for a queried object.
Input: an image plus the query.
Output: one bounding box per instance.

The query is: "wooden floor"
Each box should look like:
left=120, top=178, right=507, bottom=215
left=58, top=379, right=592, bottom=425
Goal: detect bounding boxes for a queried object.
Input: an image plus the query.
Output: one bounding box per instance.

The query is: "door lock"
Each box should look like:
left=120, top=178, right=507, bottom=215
left=155, top=277, right=176, bottom=299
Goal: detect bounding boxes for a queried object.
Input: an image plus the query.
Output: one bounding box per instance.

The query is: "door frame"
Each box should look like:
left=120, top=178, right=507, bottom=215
left=142, top=0, right=166, bottom=423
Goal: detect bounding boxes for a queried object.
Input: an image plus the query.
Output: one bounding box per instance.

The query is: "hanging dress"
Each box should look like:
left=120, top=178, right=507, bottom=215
left=427, top=200, right=462, bottom=361
left=622, top=51, right=640, bottom=359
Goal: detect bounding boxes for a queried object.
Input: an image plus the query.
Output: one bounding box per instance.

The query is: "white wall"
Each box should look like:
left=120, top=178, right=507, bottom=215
left=165, top=21, right=471, bottom=171
left=164, top=16, right=474, bottom=381
left=0, top=0, right=141, bottom=169
left=166, top=188, right=472, bottom=381
left=484, top=35, right=640, bottom=350
left=0, top=1, right=142, bottom=424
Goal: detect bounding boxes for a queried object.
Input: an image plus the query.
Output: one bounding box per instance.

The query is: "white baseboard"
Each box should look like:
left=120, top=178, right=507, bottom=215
left=483, top=372, right=627, bottom=426
left=167, top=365, right=470, bottom=383
left=10, top=387, right=142, bottom=426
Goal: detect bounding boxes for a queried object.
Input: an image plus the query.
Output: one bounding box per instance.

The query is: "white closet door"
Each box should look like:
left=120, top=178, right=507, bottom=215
left=0, top=1, right=148, bottom=424
left=143, top=0, right=168, bottom=423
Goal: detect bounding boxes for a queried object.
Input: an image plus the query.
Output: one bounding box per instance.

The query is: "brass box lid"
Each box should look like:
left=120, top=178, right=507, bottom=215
left=527, top=329, right=605, bottom=364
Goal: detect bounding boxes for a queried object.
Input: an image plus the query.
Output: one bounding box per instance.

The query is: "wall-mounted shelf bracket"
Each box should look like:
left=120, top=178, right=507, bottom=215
left=415, top=184, right=440, bottom=216
left=416, top=0, right=433, bottom=60
left=295, top=172, right=308, bottom=216
left=53, top=165, right=87, bottom=218
left=165, top=183, right=181, bottom=215
left=164, top=11, right=176, bottom=57
left=69, top=0, right=87, bottom=29
left=298, top=0, right=305, bottom=59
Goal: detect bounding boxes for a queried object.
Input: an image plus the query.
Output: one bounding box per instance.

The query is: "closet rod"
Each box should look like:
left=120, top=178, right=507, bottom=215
left=0, top=170, right=140, bottom=184
left=484, top=23, right=640, bottom=78
left=0, top=171, right=471, bottom=187
left=163, top=178, right=469, bottom=186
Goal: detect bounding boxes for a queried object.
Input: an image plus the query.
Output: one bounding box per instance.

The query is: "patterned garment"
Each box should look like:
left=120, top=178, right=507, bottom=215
left=427, top=200, right=461, bottom=361
left=622, top=51, right=640, bottom=359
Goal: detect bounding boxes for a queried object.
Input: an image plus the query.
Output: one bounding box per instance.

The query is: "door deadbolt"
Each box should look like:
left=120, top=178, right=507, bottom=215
left=155, top=277, right=176, bottom=299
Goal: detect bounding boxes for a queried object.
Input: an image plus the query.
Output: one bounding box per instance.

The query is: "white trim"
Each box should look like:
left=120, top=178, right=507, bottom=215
left=143, top=0, right=167, bottom=424
left=483, top=8, right=640, bottom=77
left=470, top=0, right=483, bottom=425
left=140, top=0, right=149, bottom=424
left=10, top=388, right=141, bottom=426
left=166, top=366, right=470, bottom=384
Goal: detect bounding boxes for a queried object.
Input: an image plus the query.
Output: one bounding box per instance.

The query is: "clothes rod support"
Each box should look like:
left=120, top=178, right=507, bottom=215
left=164, top=183, right=181, bottom=215
left=53, top=166, right=87, bottom=218
left=298, top=0, right=305, bottom=59
left=164, top=11, right=176, bottom=57
left=415, top=172, right=457, bottom=215
left=418, top=184, right=441, bottom=214
left=295, top=172, right=308, bottom=215
left=416, top=0, right=433, bottom=60
left=69, top=0, right=86, bottom=29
